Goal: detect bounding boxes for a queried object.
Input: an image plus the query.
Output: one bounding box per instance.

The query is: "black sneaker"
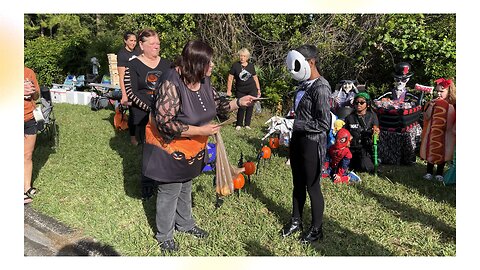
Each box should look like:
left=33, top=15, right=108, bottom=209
left=300, top=226, right=324, bottom=243
left=159, top=239, right=178, bottom=253
left=281, top=218, right=303, bottom=238
left=185, top=226, right=209, bottom=238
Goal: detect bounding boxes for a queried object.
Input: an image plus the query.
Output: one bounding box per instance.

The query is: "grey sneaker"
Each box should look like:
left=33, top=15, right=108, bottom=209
left=348, top=171, right=362, bottom=184
left=423, top=173, right=433, bottom=181
left=245, top=126, right=251, bottom=130
left=235, top=126, right=242, bottom=131
left=435, top=175, right=444, bottom=182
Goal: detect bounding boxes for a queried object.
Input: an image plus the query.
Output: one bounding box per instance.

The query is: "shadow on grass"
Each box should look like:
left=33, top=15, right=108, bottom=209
left=243, top=180, right=292, bottom=227
left=106, top=112, right=160, bottom=235
left=56, top=239, right=120, bottom=256
left=32, top=124, right=60, bottom=186
left=379, top=162, right=456, bottom=207
left=356, top=185, right=455, bottom=244
left=106, top=112, right=143, bottom=200
left=311, top=217, right=394, bottom=256
left=242, top=181, right=393, bottom=255
left=244, top=240, right=274, bottom=256
left=142, top=196, right=157, bottom=235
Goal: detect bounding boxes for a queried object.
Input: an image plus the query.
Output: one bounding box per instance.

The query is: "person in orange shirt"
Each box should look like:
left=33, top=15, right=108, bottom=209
left=24, top=67, right=40, bottom=204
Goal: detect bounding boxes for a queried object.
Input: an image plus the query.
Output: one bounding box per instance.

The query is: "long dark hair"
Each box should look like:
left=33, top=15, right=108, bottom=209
left=175, top=40, right=213, bottom=85
left=123, top=31, right=136, bottom=43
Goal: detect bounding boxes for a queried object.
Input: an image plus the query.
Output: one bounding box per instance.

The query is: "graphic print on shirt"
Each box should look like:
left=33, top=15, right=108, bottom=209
left=146, top=70, right=164, bottom=90
left=239, top=68, right=252, bottom=81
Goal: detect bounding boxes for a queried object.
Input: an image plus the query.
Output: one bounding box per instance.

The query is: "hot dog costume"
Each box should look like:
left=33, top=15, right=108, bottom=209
left=419, top=79, right=456, bottom=165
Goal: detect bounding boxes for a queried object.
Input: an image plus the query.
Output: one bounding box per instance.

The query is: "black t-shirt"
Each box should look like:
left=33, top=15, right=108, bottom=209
left=344, top=110, right=379, bottom=151
left=125, top=57, right=172, bottom=123
left=117, top=46, right=141, bottom=67
left=229, top=62, right=257, bottom=94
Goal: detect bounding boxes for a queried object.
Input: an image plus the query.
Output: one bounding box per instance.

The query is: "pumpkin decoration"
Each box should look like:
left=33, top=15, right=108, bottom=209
left=243, top=161, right=256, bottom=176
left=269, top=137, right=279, bottom=149
left=147, top=73, right=158, bottom=82
left=261, top=145, right=272, bottom=159
left=114, top=106, right=129, bottom=130
left=233, top=173, right=245, bottom=190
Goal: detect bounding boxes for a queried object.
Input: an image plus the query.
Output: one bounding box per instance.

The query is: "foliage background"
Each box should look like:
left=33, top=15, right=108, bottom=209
left=24, top=14, right=456, bottom=108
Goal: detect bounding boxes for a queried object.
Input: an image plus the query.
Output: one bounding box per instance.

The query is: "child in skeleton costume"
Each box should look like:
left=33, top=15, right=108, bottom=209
left=420, top=78, right=456, bottom=182
left=281, top=45, right=331, bottom=244
left=322, top=128, right=361, bottom=184
left=331, top=80, right=358, bottom=117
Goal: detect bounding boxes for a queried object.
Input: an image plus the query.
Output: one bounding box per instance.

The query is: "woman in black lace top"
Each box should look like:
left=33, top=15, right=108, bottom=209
left=143, top=40, right=257, bottom=253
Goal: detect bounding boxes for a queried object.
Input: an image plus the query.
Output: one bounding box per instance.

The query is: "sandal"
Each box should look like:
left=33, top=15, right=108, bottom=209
left=24, top=193, right=33, bottom=204
left=25, top=187, right=37, bottom=198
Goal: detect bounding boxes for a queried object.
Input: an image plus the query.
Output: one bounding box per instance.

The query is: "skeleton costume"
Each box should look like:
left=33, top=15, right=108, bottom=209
left=374, top=62, right=423, bottom=165
left=331, top=80, right=358, bottom=116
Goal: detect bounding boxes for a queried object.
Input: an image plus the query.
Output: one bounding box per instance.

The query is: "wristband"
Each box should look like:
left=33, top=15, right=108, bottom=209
left=236, top=98, right=242, bottom=108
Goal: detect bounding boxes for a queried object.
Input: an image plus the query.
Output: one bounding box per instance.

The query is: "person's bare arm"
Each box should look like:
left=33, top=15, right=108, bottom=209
left=226, top=74, right=234, bottom=97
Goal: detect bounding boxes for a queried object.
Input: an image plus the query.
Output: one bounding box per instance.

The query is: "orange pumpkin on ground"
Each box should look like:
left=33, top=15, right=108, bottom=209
left=233, top=174, right=245, bottom=190
left=269, top=137, right=279, bottom=149
left=261, top=146, right=272, bottom=159
left=243, top=161, right=256, bottom=176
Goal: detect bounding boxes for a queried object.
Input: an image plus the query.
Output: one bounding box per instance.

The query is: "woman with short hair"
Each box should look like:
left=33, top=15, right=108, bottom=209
left=226, top=48, right=261, bottom=130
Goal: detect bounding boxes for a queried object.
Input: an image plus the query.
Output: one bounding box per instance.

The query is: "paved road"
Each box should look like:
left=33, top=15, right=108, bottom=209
left=24, top=205, right=120, bottom=256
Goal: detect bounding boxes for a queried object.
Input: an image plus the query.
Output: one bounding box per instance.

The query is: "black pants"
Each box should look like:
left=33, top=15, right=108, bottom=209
left=128, top=107, right=136, bottom=137
left=289, top=134, right=324, bottom=228
left=235, top=89, right=257, bottom=127
left=351, top=147, right=375, bottom=173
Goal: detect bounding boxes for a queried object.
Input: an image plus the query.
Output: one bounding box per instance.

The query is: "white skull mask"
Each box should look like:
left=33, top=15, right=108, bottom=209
left=394, top=77, right=409, bottom=99
left=286, top=50, right=311, bottom=82
left=343, top=82, right=354, bottom=93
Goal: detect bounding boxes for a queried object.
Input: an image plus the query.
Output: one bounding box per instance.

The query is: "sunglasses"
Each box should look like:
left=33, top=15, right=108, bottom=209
left=354, top=101, right=366, bottom=105
left=394, top=78, right=409, bottom=83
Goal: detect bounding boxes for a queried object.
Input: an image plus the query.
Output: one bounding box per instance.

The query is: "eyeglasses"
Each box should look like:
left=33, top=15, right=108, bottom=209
left=354, top=101, right=366, bottom=105
left=394, top=78, right=409, bottom=83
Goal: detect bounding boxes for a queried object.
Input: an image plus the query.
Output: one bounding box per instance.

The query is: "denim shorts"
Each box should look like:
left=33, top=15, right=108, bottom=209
left=24, top=118, right=37, bottom=135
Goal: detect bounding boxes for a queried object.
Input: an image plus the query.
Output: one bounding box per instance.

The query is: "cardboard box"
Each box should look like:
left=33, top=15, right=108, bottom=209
left=50, top=88, right=67, bottom=103
left=66, top=91, right=93, bottom=106
left=107, top=53, right=117, bottom=61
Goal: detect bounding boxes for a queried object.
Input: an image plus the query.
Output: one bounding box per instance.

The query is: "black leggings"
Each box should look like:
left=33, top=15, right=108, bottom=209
left=235, top=89, right=257, bottom=127
left=128, top=107, right=136, bottom=137
left=289, top=134, right=324, bottom=228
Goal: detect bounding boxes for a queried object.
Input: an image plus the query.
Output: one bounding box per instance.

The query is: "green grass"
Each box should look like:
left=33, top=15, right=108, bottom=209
left=31, top=103, right=456, bottom=256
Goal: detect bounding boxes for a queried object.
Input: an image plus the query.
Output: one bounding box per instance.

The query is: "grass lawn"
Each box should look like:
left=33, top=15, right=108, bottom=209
left=30, top=103, right=456, bottom=256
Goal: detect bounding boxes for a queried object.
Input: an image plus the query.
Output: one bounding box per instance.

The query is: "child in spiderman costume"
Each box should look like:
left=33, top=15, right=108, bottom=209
left=322, top=128, right=361, bottom=184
